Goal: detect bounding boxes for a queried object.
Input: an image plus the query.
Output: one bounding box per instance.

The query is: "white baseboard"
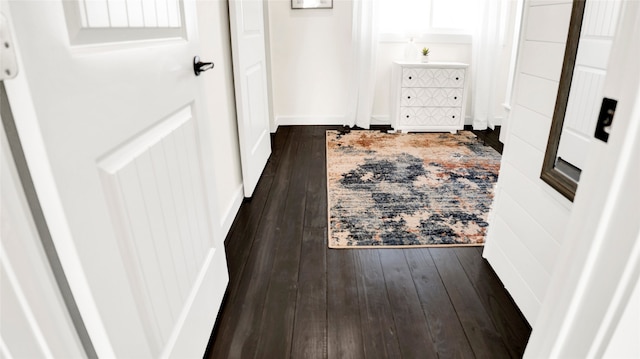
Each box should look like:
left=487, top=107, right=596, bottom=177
left=467, top=116, right=505, bottom=129
left=220, top=184, right=244, bottom=238
left=371, top=115, right=391, bottom=125
left=488, top=116, right=504, bottom=129
left=465, top=115, right=473, bottom=126
left=275, top=115, right=346, bottom=126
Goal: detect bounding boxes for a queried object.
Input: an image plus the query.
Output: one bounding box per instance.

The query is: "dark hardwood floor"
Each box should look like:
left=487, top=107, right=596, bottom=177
left=205, top=126, right=530, bottom=359
left=468, top=126, right=504, bottom=154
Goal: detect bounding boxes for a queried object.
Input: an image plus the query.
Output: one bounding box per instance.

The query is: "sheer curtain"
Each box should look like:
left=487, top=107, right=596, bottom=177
left=471, top=0, right=505, bottom=130
left=345, top=0, right=379, bottom=129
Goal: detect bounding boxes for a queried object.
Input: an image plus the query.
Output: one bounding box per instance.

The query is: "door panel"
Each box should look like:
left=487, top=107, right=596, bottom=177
left=229, top=0, right=271, bottom=198
left=97, top=107, right=215, bottom=350
left=556, top=0, right=621, bottom=170
left=4, top=0, right=228, bottom=357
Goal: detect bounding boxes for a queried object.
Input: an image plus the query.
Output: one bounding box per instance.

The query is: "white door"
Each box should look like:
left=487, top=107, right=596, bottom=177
left=3, top=0, right=228, bottom=357
left=228, top=0, right=272, bottom=197
left=556, top=0, right=622, bottom=171
left=1, top=101, right=86, bottom=359
left=524, top=2, right=640, bottom=357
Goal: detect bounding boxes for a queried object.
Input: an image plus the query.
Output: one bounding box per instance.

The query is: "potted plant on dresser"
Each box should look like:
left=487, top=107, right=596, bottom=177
left=421, top=47, right=430, bottom=63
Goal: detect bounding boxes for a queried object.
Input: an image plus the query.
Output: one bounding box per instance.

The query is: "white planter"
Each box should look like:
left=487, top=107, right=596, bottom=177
left=421, top=55, right=429, bottom=63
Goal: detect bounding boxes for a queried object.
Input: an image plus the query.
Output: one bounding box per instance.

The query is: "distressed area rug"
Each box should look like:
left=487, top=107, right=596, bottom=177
left=326, top=130, right=501, bottom=248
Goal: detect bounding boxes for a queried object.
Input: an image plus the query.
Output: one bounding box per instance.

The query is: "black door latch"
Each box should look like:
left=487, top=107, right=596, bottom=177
left=594, top=97, right=617, bottom=143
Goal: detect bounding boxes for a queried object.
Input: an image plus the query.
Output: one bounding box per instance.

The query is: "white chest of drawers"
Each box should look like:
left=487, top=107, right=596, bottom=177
left=390, top=61, right=469, bottom=133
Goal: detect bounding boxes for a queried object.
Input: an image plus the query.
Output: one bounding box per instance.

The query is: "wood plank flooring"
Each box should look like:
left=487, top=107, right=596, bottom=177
left=469, top=126, right=504, bottom=154
left=205, top=126, right=530, bottom=359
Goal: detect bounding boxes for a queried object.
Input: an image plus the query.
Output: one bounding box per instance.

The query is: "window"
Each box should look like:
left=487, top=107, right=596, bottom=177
left=379, top=0, right=478, bottom=36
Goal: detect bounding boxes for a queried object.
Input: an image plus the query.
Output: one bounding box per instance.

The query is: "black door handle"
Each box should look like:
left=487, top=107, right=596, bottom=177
left=194, top=56, right=214, bottom=76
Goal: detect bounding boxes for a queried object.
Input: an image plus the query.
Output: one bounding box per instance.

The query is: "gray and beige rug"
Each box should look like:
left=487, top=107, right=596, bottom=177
left=326, top=130, right=501, bottom=248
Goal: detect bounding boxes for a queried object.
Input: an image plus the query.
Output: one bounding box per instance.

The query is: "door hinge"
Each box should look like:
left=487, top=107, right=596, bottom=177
left=1, top=12, right=19, bottom=81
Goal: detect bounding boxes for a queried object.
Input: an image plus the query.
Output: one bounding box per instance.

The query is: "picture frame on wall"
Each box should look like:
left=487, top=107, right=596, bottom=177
left=291, top=0, right=333, bottom=9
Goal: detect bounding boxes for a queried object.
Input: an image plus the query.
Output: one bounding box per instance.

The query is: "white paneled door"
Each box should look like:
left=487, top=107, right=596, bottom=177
left=556, top=0, right=622, bottom=171
left=229, top=0, right=272, bottom=198
left=3, top=0, right=228, bottom=357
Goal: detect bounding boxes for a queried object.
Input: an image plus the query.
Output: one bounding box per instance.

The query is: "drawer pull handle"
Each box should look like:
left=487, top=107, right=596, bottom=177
left=408, top=96, right=411, bottom=99
left=406, top=115, right=410, bottom=118
left=455, top=77, right=459, bottom=80
left=454, top=96, right=457, bottom=99
left=408, top=76, right=412, bottom=80
left=452, top=116, right=456, bottom=118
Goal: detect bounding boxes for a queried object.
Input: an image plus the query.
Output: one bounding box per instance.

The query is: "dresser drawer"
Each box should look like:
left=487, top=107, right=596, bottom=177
left=401, top=68, right=465, bottom=88
left=400, top=88, right=463, bottom=107
left=399, top=107, right=462, bottom=126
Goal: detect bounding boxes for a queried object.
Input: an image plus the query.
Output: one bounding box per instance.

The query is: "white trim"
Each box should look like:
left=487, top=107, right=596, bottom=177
left=503, top=0, right=525, bottom=110
left=370, top=115, right=391, bottom=125
left=488, top=116, right=504, bottom=129
left=465, top=115, right=473, bottom=125
left=263, top=0, right=276, bottom=137
left=466, top=115, right=504, bottom=128
left=220, top=184, right=244, bottom=238
left=0, top=245, right=55, bottom=359
left=275, top=115, right=346, bottom=126
left=500, top=104, right=511, bottom=143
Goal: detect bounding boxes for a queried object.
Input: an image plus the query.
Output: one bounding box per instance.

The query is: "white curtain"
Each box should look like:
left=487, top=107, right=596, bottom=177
left=345, top=0, right=379, bottom=129
left=471, top=0, right=506, bottom=130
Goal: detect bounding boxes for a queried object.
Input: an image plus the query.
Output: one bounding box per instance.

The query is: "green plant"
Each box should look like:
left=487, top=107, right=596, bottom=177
left=422, top=47, right=430, bottom=56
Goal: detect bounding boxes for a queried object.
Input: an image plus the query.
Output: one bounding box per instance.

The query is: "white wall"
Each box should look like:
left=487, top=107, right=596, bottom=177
left=483, top=0, right=573, bottom=324
left=371, top=40, right=473, bottom=124
left=267, top=0, right=518, bottom=128
left=266, top=0, right=353, bottom=126
left=196, top=0, right=244, bottom=236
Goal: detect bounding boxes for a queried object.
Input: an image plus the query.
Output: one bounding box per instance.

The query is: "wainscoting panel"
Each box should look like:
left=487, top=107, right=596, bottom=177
left=515, top=74, right=559, bottom=119
left=525, top=2, right=572, bottom=42
left=484, top=0, right=573, bottom=325
left=98, top=106, right=214, bottom=354
left=497, top=164, right=569, bottom=242
left=502, top=130, right=545, bottom=180
left=494, top=188, right=559, bottom=273
left=488, top=213, right=550, bottom=301
left=519, top=41, right=565, bottom=81
left=508, top=105, right=552, bottom=151
left=482, top=225, right=543, bottom=323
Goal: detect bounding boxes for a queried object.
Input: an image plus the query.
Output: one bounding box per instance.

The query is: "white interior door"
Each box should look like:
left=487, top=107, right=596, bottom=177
left=228, top=0, right=272, bottom=198
left=3, top=0, right=228, bottom=357
left=556, top=0, right=622, bottom=171
left=524, top=2, right=640, bottom=356
left=1, top=105, right=86, bottom=359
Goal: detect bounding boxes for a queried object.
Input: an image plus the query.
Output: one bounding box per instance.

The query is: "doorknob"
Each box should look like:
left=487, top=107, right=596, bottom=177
left=193, top=56, right=214, bottom=76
